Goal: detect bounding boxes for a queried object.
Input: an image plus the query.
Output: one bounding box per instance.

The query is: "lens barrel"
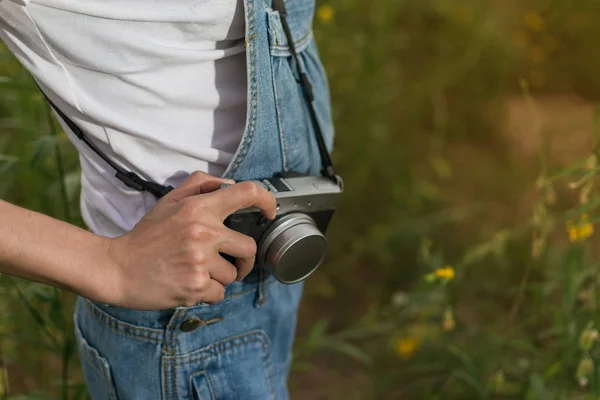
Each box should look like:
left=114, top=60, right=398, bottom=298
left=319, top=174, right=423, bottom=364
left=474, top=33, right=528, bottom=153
left=258, top=213, right=327, bottom=284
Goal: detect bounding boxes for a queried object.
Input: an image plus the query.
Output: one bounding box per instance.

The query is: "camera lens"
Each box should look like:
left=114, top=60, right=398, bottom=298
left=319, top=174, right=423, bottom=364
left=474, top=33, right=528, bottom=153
left=258, top=213, right=327, bottom=284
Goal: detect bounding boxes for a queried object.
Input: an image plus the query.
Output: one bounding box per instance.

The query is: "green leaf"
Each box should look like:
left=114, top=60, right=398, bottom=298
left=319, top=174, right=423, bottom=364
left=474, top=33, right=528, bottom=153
left=0, top=154, right=18, bottom=173
left=447, top=345, right=479, bottom=375
left=566, top=196, right=600, bottom=220
left=49, top=170, right=81, bottom=202
left=49, top=293, right=65, bottom=329
left=29, top=135, right=58, bottom=168
left=322, top=339, right=373, bottom=366
left=543, top=362, right=561, bottom=380
left=525, top=374, right=550, bottom=400
left=593, top=358, right=600, bottom=400
left=25, top=284, right=55, bottom=303
left=64, top=170, right=82, bottom=201
left=543, top=158, right=592, bottom=184
left=305, top=318, right=329, bottom=348
left=451, top=369, right=488, bottom=399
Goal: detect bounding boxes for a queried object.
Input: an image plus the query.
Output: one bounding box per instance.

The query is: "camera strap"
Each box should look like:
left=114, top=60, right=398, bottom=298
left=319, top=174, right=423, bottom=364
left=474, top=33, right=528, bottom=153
left=37, top=89, right=175, bottom=199
left=271, top=0, right=336, bottom=180
left=38, top=1, right=337, bottom=199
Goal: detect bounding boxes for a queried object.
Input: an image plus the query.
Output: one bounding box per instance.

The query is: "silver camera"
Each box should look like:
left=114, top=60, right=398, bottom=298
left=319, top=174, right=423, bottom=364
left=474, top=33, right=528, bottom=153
left=223, top=172, right=343, bottom=284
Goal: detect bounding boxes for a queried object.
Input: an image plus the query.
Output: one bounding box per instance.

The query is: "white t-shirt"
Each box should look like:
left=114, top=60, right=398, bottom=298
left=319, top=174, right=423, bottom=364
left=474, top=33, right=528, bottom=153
left=0, top=0, right=248, bottom=237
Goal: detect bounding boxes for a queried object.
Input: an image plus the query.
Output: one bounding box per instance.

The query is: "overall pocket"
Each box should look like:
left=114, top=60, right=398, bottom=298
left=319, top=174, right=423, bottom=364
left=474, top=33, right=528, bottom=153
left=183, top=331, right=276, bottom=400
left=190, top=371, right=216, bottom=400
left=74, top=321, right=119, bottom=400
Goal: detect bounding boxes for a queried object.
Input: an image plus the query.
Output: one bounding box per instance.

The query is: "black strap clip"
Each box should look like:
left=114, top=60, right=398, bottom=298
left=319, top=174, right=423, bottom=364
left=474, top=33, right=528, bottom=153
left=115, top=171, right=173, bottom=198
left=115, top=171, right=145, bottom=191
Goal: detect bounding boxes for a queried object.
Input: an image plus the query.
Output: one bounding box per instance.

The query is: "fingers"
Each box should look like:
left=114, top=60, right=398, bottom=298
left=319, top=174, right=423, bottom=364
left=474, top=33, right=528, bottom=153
left=216, top=228, right=257, bottom=281
left=200, top=279, right=226, bottom=305
left=206, top=256, right=239, bottom=285
left=203, top=181, right=277, bottom=221
left=165, top=171, right=235, bottom=203
left=234, top=257, right=255, bottom=282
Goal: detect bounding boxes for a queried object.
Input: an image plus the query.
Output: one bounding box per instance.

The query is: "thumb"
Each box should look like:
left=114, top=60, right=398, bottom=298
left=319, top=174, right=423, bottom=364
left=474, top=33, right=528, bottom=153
left=163, top=171, right=235, bottom=202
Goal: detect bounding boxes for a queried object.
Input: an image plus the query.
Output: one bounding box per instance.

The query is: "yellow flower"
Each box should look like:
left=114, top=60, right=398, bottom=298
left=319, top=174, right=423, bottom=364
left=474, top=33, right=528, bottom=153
left=434, top=266, right=455, bottom=281
left=317, top=4, right=334, bottom=24
left=394, top=336, right=420, bottom=359
left=523, top=11, right=545, bottom=32
left=567, top=214, right=594, bottom=243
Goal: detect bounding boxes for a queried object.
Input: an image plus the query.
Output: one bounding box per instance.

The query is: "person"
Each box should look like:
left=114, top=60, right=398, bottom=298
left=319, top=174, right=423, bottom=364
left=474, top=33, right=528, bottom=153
left=0, top=0, right=335, bottom=398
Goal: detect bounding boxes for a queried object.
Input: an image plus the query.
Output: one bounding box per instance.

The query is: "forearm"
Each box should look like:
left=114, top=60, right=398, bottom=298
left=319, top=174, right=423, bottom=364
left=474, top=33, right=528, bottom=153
left=0, top=200, right=111, bottom=299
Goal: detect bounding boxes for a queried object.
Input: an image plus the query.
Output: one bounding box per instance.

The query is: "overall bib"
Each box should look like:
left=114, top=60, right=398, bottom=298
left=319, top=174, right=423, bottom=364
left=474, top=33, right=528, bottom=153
left=73, top=0, right=335, bottom=399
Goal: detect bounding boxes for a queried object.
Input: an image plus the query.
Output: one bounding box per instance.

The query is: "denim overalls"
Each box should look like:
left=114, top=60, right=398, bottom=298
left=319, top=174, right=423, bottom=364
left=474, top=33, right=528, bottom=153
left=74, top=0, right=335, bottom=398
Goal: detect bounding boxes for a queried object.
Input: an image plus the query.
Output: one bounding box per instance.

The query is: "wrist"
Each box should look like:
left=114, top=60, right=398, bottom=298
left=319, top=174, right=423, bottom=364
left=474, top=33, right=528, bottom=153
left=77, top=235, right=124, bottom=305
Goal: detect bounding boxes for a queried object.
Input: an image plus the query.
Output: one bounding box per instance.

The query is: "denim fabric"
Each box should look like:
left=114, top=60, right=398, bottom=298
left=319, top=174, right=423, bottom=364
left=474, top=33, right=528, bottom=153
left=74, top=0, right=335, bottom=399
left=75, top=274, right=304, bottom=400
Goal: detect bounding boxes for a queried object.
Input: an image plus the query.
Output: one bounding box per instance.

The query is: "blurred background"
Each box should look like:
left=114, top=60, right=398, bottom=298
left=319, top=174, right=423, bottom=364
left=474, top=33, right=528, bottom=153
left=3, top=0, right=600, bottom=398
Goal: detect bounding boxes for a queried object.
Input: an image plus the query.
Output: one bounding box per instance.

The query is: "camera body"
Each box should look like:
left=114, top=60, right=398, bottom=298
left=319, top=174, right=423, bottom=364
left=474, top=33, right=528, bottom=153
left=223, top=172, right=343, bottom=284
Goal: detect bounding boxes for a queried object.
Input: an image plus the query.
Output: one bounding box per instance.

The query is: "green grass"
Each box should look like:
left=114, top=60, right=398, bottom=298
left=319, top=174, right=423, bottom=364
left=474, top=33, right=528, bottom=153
left=3, top=0, right=600, bottom=399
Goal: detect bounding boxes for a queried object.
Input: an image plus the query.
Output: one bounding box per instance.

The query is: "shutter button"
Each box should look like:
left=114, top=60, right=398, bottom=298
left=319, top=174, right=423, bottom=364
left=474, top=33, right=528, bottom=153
left=180, top=318, right=205, bottom=332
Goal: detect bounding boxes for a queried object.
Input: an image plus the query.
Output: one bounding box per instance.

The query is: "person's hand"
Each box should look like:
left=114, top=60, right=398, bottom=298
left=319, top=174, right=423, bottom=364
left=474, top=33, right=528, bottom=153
left=98, top=171, right=277, bottom=310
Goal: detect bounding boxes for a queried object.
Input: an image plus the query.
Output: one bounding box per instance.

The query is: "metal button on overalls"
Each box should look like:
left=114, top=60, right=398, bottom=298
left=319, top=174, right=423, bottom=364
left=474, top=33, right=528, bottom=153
left=180, top=318, right=205, bottom=332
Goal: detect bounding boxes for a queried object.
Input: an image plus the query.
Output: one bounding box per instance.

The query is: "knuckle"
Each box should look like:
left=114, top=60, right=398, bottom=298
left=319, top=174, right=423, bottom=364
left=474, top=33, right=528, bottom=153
left=190, top=171, right=208, bottom=181
left=183, top=224, right=198, bottom=240
left=192, top=270, right=211, bottom=290
left=185, top=224, right=214, bottom=243
left=187, top=250, right=208, bottom=266
left=240, top=181, right=259, bottom=198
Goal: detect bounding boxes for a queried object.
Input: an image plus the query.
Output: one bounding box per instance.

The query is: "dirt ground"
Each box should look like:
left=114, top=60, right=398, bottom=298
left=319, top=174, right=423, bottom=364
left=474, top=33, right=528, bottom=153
left=504, top=94, right=595, bottom=163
